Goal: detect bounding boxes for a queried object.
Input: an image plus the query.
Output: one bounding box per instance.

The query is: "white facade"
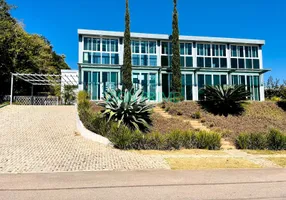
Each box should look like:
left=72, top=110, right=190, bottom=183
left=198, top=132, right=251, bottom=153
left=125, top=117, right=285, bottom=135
left=78, top=29, right=270, bottom=102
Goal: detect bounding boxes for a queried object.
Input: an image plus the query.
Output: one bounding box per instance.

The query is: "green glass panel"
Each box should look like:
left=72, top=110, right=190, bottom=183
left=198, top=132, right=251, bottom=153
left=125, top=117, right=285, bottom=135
left=252, top=47, right=258, bottom=57
left=150, top=73, right=157, bottom=101
left=212, top=58, right=219, bottom=68
left=214, top=75, right=220, bottom=86
left=197, top=57, right=204, bottom=67
left=240, top=76, right=246, bottom=85
left=220, top=58, right=227, bottom=68
left=186, top=57, right=193, bottom=67
left=83, top=52, right=91, bottom=64
left=205, top=58, right=211, bottom=67
left=232, top=75, right=238, bottom=85
left=239, top=59, right=245, bottom=68
left=83, top=71, right=91, bottom=97
left=246, top=59, right=252, bottom=69
left=180, top=43, right=185, bottom=55
left=231, top=58, right=237, bottom=68
left=206, top=75, right=212, bottom=85
left=180, top=56, right=185, bottom=67
left=186, top=43, right=192, bottom=55
left=197, top=44, right=204, bottom=56
left=253, top=59, right=260, bottom=69
left=231, top=46, right=237, bottom=57
left=92, top=72, right=100, bottom=100
left=221, top=75, right=227, bottom=85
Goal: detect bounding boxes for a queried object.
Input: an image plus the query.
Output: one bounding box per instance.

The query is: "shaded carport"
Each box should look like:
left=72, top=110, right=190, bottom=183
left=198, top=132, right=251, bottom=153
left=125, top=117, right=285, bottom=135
left=10, top=73, right=78, bottom=105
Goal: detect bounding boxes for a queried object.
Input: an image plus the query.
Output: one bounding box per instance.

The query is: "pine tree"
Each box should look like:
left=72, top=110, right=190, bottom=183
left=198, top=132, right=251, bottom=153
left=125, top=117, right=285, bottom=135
left=122, top=0, right=132, bottom=91
left=171, top=0, right=181, bottom=95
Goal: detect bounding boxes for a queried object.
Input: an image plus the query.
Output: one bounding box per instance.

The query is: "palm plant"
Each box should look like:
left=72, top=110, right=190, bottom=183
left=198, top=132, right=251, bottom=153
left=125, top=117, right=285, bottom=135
left=200, top=85, right=251, bottom=116
left=98, top=87, right=154, bottom=131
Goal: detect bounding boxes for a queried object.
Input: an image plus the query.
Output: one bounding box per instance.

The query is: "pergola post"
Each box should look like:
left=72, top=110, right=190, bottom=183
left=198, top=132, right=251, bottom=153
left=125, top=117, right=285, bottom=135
left=31, top=85, right=34, bottom=105
left=10, top=74, right=14, bottom=105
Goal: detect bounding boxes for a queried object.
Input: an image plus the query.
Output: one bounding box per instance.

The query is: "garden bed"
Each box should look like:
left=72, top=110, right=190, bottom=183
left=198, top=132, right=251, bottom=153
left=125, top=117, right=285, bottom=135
left=163, top=101, right=286, bottom=139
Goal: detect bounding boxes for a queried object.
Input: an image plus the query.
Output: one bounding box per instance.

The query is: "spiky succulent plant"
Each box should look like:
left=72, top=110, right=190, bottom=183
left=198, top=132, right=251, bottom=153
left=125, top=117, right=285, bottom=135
left=98, top=87, right=154, bottom=131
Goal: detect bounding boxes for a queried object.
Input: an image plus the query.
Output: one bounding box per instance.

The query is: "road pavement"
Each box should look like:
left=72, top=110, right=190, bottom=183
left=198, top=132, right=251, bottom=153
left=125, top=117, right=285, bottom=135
left=0, top=169, right=285, bottom=200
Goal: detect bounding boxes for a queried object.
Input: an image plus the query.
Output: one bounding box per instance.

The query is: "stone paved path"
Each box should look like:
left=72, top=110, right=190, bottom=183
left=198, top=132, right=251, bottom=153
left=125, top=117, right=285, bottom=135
left=0, top=106, right=169, bottom=173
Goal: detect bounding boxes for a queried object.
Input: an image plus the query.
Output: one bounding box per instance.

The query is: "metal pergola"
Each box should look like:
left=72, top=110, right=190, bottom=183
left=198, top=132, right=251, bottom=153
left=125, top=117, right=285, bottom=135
left=10, top=73, right=78, bottom=105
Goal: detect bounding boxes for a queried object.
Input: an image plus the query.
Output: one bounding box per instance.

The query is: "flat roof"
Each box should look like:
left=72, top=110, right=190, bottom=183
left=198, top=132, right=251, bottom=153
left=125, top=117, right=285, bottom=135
left=78, top=29, right=265, bottom=45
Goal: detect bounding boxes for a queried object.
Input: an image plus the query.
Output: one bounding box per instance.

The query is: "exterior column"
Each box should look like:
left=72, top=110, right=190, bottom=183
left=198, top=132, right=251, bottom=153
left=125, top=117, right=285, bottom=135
left=260, top=74, right=265, bottom=101
left=193, top=71, right=198, bottom=101
left=10, top=74, right=13, bottom=105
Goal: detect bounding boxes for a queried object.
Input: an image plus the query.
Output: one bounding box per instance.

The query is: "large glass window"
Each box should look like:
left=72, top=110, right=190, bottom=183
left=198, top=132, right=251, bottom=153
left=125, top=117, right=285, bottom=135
left=197, top=43, right=227, bottom=68
left=83, top=37, right=119, bottom=65
left=132, top=72, right=157, bottom=101
left=161, top=42, right=193, bottom=67
left=131, top=40, right=157, bottom=66
left=230, top=45, right=260, bottom=69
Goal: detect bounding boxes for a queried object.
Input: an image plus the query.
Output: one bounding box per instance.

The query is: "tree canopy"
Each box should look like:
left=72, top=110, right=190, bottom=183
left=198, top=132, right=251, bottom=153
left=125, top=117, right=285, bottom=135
left=0, top=0, right=69, bottom=95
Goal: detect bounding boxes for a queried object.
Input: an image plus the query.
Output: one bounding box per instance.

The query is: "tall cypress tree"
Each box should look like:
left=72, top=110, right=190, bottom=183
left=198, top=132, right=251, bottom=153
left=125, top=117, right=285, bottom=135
left=171, top=0, right=181, bottom=95
left=122, top=0, right=132, bottom=91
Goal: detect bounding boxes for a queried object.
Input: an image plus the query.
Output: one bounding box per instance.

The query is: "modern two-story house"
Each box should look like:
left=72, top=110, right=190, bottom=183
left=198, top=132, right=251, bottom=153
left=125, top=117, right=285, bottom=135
left=78, top=29, right=269, bottom=102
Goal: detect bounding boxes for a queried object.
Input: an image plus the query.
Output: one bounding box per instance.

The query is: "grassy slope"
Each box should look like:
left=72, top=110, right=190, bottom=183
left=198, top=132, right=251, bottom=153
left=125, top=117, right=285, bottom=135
left=164, top=101, right=286, bottom=138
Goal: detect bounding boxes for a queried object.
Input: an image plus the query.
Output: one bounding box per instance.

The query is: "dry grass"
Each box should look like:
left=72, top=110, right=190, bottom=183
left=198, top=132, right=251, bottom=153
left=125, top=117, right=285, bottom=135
left=150, top=113, right=194, bottom=134
left=166, top=158, right=261, bottom=170
left=267, top=157, right=286, bottom=167
left=163, top=101, right=286, bottom=139
left=244, top=150, right=286, bottom=155
left=131, top=149, right=226, bottom=155
left=90, top=102, right=104, bottom=113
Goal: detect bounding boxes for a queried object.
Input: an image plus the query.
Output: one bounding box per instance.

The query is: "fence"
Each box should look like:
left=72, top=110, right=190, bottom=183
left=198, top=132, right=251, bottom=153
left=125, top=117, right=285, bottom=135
left=0, top=95, right=59, bottom=105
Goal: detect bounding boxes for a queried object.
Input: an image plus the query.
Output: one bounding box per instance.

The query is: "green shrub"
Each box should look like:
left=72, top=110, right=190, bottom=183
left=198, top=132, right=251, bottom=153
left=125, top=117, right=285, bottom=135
left=266, top=129, right=286, bottom=150
left=165, top=130, right=184, bottom=150
left=196, top=131, right=221, bottom=150
left=191, top=111, right=201, bottom=119
left=77, top=91, right=90, bottom=112
left=99, top=87, right=153, bottom=131
left=109, top=125, right=134, bottom=150
left=145, top=132, right=166, bottom=150
left=181, top=131, right=197, bottom=149
left=235, top=133, right=250, bottom=149
left=236, top=133, right=267, bottom=150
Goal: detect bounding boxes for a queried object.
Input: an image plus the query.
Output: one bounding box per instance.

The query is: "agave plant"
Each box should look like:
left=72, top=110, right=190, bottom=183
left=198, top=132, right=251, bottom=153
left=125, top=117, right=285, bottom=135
left=200, top=85, right=251, bottom=116
left=98, top=87, right=154, bottom=131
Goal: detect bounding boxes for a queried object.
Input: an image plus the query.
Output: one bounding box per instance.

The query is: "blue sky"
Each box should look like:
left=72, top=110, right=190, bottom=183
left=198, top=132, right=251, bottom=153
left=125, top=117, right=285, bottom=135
left=8, top=0, right=286, bottom=81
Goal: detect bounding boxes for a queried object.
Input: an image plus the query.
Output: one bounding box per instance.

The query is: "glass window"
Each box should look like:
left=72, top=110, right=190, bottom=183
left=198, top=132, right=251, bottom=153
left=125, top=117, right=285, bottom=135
left=220, top=58, right=227, bottom=68
left=213, top=44, right=219, bottom=56
left=186, top=43, right=192, bottom=55
left=232, top=75, right=238, bottom=85
left=205, top=58, right=211, bottom=67
left=186, top=57, right=193, bottom=67
left=221, top=75, right=227, bottom=85
left=212, top=58, right=219, bottom=68
left=205, top=75, right=212, bottom=85
left=92, top=38, right=100, bottom=51
left=111, top=54, right=119, bottom=65
left=132, top=55, right=140, bottom=66
left=245, top=46, right=251, bottom=57
left=102, top=39, right=110, bottom=52
left=102, top=53, right=110, bottom=64
left=198, top=75, right=204, bottom=88
left=220, top=45, right=226, bottom=56
left=84, top=37, right=92, bottom=50
left=252, top=47, right=258, bottom=57
left=231, top=58, right=237, bottom=68
left=214, top=75, right=220, bottom=86
left=141, top=55, right=148, bottom=66
left=205, top=44, right=211, bottom=56
left=150, top=55, right=157, bottom=66
left=83, top=52, right=91, bottom=63
left=132, top=40, right=140, bottom=53
left=197, top=57, right=204, bottom=67
left=253, top=59, right=260, bottom=69
left=239, top=59, right=245, bottom=68
left=186, top=74, right=192, bottom=100
left=180, top=56, right=185, bottom=67
left=197, top=44, right=204, bottom=56
left=180, top=43, right=185, bottom=55
left=231, top=46, right=237, bottom=57
left=238, top=46, right=244, bottom=57
left=161, top=56, right=168, bottom=66
left=141, top=41, right=148, bottom=54
left=246, top=59, right=252, bottom=69
left=93, top=53, right=101, bottom=64
left=149, top=41, right=156, bottom=54
left=110, top=39, right=118, bottom=52
left=240, top=76, right=246, bottom=85
left=162, top=42, right=169, bottom=54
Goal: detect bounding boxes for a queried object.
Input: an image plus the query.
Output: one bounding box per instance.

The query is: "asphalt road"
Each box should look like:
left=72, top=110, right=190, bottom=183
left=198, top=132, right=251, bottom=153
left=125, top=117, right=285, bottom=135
left=0, top=169, right=285, bottom=200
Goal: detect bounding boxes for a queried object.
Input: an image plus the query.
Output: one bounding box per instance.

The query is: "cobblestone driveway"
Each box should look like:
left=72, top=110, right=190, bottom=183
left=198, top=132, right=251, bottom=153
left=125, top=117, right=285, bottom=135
left=0, top=106, right=169, bottom=173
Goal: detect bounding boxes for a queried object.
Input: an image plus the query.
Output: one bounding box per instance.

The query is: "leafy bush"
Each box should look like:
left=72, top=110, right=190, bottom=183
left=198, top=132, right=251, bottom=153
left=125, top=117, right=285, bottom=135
left=196, top=131, right=221, bottom=150
left=191, top=111, right=201, bottom=119
left=200, top=85, right=250, bottom=116
left=145, top=132, right=166, bottom=150
left=63, top=85, right=77, bottom=105
left=236, top=130, right=286, bottom=150
left=267, top=129, right=286, bottom=150
left=99, top=87, right=153, bottom=131
left=165, top=130, right=184, bottom=150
